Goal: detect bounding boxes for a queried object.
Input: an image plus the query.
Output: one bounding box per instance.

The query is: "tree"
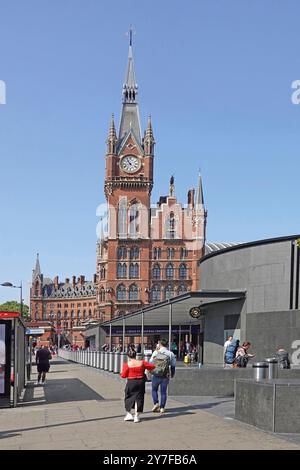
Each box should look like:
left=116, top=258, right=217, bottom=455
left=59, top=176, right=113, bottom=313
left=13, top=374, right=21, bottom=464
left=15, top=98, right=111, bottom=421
left=0, top=300, right=31, bottom=320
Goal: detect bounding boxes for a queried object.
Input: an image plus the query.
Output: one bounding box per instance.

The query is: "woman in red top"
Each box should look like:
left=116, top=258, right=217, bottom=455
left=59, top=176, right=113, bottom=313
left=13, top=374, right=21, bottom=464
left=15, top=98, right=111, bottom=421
left=120, top=349, right=155, bottom=423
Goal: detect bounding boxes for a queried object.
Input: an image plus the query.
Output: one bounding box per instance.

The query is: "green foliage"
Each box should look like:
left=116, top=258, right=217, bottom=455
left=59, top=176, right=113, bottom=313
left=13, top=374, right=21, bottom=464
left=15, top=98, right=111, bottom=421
left=0, top=300, right=31, bottom=319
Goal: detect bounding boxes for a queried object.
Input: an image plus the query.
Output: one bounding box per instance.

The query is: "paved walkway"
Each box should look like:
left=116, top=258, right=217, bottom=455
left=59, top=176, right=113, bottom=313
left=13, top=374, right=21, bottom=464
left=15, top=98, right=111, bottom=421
left=0, top=357, right=299, bottom=450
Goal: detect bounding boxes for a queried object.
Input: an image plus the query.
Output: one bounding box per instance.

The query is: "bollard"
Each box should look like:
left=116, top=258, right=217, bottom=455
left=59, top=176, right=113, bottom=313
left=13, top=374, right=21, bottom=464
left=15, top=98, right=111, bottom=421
left=104, top=352, right=109, bottom=371
left=120, top=352, right=127, bottom=373
left=92, top=351, right=96, bottom=367
left=114, top=352, right=121, bottom=373
left=96, top=351, right=100, bottom=368
left=265, top=357, right=278, bottom=380
left=109, top=352, right=114, bottom=372
left=253, top=362, right=268, bottom=381
left=100, top=351, right=105, bottom=369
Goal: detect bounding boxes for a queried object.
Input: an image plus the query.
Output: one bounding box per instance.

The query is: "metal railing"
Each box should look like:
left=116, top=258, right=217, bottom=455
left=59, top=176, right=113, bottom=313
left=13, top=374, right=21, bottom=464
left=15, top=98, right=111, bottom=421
left=58, top=348, right=128, bottom=374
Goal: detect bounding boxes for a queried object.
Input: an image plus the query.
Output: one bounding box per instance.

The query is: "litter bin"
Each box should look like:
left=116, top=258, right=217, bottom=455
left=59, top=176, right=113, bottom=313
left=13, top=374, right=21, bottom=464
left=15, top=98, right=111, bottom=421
left=265, top=357, right=278, bottom=380
left=253, top=362, right=268, bottom=381
left=114, top=352, right=121, bottom=373
left=104, top=352, right=109, bottom=371
left=109, top=352, right=114, bottom=372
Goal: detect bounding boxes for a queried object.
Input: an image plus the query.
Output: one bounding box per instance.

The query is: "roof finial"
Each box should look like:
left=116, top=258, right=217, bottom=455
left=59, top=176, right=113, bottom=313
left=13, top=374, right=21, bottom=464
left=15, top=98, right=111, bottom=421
left=130, top=24, right=133, bottom=47
left=169, top=175, right=175, bottom=197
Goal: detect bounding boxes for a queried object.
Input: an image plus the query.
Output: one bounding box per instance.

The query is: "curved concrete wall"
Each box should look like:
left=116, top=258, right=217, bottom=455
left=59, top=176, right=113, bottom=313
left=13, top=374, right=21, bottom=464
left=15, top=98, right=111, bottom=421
left=200, top=240, right=292, bottom=313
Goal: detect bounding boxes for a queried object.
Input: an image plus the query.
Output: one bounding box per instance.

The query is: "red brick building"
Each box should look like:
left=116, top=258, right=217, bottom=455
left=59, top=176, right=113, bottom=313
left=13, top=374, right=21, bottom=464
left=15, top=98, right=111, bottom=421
left=30, top=255, right=98, bottom=347
left=96, top=36, right=207, bottom=322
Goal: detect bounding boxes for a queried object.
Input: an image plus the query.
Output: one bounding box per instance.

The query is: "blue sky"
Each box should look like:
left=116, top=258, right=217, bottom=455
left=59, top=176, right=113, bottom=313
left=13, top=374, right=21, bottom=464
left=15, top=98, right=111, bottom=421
left=1, top=0, right=300, bottom=304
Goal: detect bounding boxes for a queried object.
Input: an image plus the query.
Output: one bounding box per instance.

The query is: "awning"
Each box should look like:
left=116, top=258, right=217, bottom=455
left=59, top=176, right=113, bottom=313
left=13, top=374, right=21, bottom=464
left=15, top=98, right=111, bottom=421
left=100, top=290, right=246, bottom=328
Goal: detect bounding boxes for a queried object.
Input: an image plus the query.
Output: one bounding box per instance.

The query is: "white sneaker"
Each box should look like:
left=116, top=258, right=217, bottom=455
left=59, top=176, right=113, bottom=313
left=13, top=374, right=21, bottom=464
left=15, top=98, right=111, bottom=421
left=34, top=381, right=40, bottom=385
left=152, top=403, right=160, bottom=412
left=124, top=412, right=134, bottom=422
left=42, top=381, right=46, bottom=385
left=134, top=415, right=141, bottom=423
left=160, top=408, right=165, bottom=414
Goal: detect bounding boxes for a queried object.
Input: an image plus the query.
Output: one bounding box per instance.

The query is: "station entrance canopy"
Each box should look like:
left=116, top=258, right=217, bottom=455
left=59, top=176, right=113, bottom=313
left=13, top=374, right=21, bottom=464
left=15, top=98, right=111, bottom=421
left=100, top=290, right=246, bottom=344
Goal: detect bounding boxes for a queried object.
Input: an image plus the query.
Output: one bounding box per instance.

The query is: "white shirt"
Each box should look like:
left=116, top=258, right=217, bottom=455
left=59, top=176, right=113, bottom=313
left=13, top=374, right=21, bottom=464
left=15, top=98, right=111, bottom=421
left=223, top=340, right=232, bottom=357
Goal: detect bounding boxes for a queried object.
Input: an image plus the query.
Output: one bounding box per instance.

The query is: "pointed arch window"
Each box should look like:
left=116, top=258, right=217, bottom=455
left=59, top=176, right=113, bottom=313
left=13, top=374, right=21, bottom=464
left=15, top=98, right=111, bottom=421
left=100, top=288, right=105, bottom=302
left=167, top=248, right=175, bottom=259
left=117, top=246, right=127, bottom=259
left=166, top=212, right=176, bottom=239
left=100, top=266, right=106, bottom=279
left=71, top=310, right=75, bottom=319
left=129, top=263, right=139, bottom=278
left=57, top=311, right=62, bottom=319
left=151, top=285, right=161, bottom=303
left=83, top=310, right=86, bottom=318
left=130, top=246, right=139, bottom=259
left=179, top=263, right=188, bottom=279
left=64, top=310, right=68, bottom=319
left=118, top=197, right=128, bottom=238
left=166, top=263, right=174, bottom=279
left=117, top=262, right=127, bottom=278
left=165, top=284, right=175, bottom=300
left=116, top=284, right=126, bottom=301
left=152, top=263, right=161, bottom=279
left=180, top=247, right=188, bottom=259
left=153, top=247, right=161, bottom=260
left=129, top=200, right=140, bottom=238
left=129, top=284, right=138, bottom=301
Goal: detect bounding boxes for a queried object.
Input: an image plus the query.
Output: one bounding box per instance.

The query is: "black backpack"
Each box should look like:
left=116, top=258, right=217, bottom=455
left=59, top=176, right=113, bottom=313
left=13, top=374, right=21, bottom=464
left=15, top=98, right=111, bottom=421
left=235, top=355, right=248, bottom=368
left=152, top=352, right=170, bottom=377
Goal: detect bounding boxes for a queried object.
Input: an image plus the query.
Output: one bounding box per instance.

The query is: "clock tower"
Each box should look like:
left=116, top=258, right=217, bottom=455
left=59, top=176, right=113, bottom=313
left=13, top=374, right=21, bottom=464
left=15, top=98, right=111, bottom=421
left=98, top=32, right=155, bottom=322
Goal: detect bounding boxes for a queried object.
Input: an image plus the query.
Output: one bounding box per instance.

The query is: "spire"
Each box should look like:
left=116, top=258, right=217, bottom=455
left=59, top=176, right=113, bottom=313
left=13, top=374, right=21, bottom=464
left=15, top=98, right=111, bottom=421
left=118, top=27, right=141, bottom=144
left=195, top=173, right=205, bottom=207
left=106, top=113, right=117, bottom=154
left=32, top=253, right=41, bottom=281
left=169, top=175, right=175, bottom=197
left=144, top=115, right=155, bottom=155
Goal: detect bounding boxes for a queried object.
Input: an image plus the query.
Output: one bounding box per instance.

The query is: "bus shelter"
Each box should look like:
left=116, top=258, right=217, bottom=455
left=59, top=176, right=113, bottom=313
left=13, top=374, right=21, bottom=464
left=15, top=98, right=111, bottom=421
left=0, top=312, right=26, bottom=408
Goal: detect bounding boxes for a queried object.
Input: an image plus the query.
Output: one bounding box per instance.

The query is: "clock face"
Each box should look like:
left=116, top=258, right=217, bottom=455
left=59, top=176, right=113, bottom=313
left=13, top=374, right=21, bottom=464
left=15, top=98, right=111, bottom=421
left=120, top=155, right=141, bottom=173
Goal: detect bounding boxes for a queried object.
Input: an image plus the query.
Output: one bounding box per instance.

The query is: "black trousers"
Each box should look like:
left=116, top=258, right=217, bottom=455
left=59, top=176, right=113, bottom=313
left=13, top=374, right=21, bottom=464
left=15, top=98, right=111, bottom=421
left=124, top=378, right=146, bottom=413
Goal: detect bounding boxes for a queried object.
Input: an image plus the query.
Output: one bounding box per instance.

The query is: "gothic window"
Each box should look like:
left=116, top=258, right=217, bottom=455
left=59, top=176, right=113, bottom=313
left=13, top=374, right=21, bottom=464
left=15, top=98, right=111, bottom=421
left=42, top=310, right=47, bottom=320
left=166, top=212, right=176, bottom=239
left=117, top=262, right=127, bottom=278
left=117, top=246, right=127, bottom=259
left=129, top=200, right=140, bottom=238
left=100, top=288, right=105, bottom=302
left=165, top=284, right=175, bottom=300
left=83, top=310, right=86, bottom=318
left=130, top=246, right=139, bottom=259
left=71, top=310, right=75, bottom=319
left=178, top=284, right=187, bottom=295
left=151, top=285, right=161, bottom=302
left=100, top=266, right=106, bottom=279
left=89, top=309, right=92, bottom=318
left=166, top=263, right=174, bottom=279
left=64, top=311, right=68, bottom=319
left=77, top=310, right=81, bottom=318
left=153, top=247, right=161, bottom=260
left=129, top=284, right=138, bottom=301
left=116, top=284, right=126, bottom=301
left=180, top=247, right=188, bottom=259
left=152, top=263, right=161, bottom=279
left=167, top=248, right=175, bottom=259
left=129, top=263, right=139, bottom=278
left=57, top=311, right=62, bottom=319
left=118, top=197, right=127, bottom=238
left=179, top=263, right=188, bottom=279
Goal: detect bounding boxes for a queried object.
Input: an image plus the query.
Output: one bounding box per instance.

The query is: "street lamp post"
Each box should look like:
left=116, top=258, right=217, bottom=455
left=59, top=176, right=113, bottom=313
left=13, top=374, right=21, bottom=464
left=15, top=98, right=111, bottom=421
left=0, top=281, right=23, bottom=407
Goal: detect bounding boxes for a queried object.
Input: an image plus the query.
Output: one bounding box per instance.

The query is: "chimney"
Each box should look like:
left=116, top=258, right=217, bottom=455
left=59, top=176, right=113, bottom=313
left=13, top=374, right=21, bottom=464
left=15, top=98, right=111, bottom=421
left=72, top=276, right=76, bottom=286
left=79, top=275, right=85, bottom=285
left=188, top=189, right=195, bottom=208
left=54, top=276, right=59, bottom=288
left=65, top=278, right=70, bottom=284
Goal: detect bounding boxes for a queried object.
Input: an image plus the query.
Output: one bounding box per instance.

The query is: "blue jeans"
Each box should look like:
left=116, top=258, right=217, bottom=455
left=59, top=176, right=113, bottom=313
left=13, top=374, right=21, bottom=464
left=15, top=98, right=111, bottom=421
left=151, top=376, right=169, bottom=408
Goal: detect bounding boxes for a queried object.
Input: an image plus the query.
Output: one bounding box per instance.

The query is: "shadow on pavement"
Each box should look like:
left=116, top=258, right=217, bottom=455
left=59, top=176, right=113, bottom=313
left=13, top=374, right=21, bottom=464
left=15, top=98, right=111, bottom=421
left=21, top=378, right=104, bottom=406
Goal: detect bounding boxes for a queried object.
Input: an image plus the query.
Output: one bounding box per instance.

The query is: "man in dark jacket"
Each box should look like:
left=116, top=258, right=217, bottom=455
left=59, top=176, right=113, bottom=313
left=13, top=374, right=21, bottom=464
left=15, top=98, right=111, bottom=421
left=35, top=346, right=52, bottom=385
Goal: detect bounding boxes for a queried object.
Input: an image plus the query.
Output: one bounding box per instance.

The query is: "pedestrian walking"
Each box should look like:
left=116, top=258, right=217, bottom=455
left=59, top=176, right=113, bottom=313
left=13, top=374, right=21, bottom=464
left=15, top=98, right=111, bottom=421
left=224, top=338, right=239, bottom=368
left=150, top=339, right=176, bottom=414
left=223, top=335, right=233, bottom=368
left=234, top=341, right=255, bottom=368
left=35, top=345, right=52, bottom=385
left=120, top=349, right=155, bottom=423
